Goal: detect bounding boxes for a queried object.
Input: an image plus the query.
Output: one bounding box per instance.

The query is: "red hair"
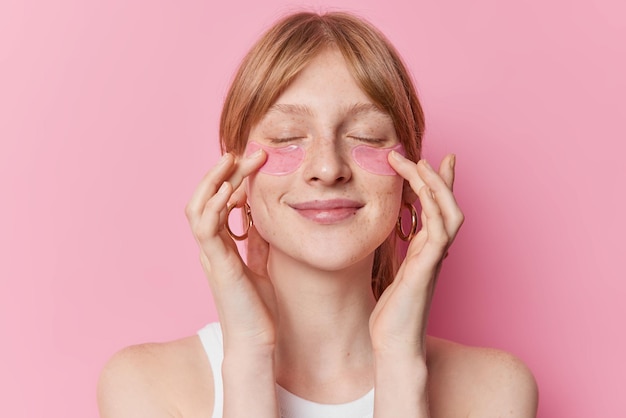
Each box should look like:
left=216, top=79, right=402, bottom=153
left=219, top=11, right=425, bottom=298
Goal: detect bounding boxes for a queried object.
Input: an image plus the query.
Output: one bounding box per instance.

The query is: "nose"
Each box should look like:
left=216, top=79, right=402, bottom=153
left=302, top=138, right=352, bottom=186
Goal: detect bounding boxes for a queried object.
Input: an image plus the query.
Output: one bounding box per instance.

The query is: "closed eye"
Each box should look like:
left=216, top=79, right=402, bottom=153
left=268, top=136, right=306, bottom=144
left=349, top=136, right=388, bottom=145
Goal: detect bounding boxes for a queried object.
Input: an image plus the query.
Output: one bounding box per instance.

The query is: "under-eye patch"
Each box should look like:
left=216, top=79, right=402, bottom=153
left=351, top=143, right=405, bottom=175
left=246, top=141, right=405, bottom=176
left=246, top=141, right=305, bottom=175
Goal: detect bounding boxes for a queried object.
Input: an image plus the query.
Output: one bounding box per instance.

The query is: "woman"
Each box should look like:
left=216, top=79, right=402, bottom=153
left=98, top=11, right=538, bottom=418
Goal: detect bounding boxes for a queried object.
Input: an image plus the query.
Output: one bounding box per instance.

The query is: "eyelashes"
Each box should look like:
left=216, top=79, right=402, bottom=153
left=245, top=141, right=405, bottom=176
left=347, top=136, right=387, bottom=145
left=268, top=138, right=305, bottom=145
left=268, top=135, right=388, bottom=146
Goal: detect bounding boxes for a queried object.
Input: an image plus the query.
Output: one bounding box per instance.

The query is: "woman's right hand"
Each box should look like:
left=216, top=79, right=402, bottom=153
left=185, top=150, right=278, bottom=353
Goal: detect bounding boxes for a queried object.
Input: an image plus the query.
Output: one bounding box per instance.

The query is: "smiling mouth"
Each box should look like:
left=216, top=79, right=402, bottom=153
left=290, top=199, right=363, bottom=224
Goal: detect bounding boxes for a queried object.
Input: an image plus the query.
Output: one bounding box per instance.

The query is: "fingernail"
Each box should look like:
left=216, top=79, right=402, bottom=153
left=449, top=154, right=456, bottom=170
left=217, top=181, right=230, bottom=195
left=390, top=150, right=403, bottom=160
left=421, top=159, right=432, bottom=170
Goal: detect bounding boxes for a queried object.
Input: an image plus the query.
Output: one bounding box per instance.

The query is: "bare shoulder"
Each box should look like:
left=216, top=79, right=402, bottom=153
left=97, top=335, right=213, bottom=418
left=426, top=336, right=538, bottom=418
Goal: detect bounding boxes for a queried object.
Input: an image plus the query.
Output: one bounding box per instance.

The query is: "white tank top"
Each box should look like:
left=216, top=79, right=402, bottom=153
left=197, top=323, right=374, bottom=418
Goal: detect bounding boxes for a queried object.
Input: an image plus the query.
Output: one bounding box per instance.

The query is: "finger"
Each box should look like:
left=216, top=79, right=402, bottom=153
left=405, top=185, right=448, bottom=268
left=388, top=150, right=427, bottom=193
left=418, top=185, right=447, bottom=249
left=390, top=152, right=459, bottom=237
left=417, top=160, right=464, bottom=240
left=194, top=180, right=249, bottom=282
left=193, top=180, right=233, bottom=250
left=186, top=149, right=266, bottom=225
left=195, top=149, right=264, bottom=257
left=185, top=153, right=235, bottom=226
left=221, top=149, right=266, bottom=204
left=229, top=183, right=249, bottom=208
left=438, top=154, right=456, bottom=191
left=389, top=151, right=459, bottom=240
left=390, top=150, right=457, bottom=202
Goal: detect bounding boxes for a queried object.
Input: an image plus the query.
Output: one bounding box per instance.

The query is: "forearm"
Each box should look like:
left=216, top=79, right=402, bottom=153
left=222, top=347, right=279, bottom=418
left=373, top=353, right=430, bottom=418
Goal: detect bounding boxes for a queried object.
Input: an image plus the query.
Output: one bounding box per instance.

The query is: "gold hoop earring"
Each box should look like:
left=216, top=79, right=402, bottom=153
left=226, top=203, right=253, bottom=241
left=396, top=202, right=418, bottom=241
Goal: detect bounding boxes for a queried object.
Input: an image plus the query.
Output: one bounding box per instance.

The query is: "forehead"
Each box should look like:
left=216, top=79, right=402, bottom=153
left=269, top=48, right=374, bottom=109
left=251, top=47, right=395, bottom=132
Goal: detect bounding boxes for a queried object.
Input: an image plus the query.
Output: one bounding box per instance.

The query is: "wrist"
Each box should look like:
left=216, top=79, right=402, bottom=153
left=372, top=339, right=427, bottom=362
left=373, top=353, right=429, bottom=417
left=222, top=343, right=275, bottom=374
left=222, top=348, right=278, bottom=418
left=374, top=352, right=428, bottom=385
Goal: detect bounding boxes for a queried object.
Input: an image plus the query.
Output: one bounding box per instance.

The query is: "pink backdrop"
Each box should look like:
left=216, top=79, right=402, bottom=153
left=1, top=0, right=624, bottom=416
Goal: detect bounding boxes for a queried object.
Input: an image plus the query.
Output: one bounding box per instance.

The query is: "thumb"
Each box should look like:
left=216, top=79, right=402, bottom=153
left=438, top=154, right=456, bottom=191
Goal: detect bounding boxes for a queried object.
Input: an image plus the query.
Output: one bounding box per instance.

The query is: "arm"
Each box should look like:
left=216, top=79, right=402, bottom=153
left=221, top=346, right=278, bottom=417
left=370, top=154, right=463, bottom=418
left=185, top=150, right=280, bottom=418
left=99, top=153, right=277, bottom=418
left=373, top=353, right=430, bottom=417
left=426, top=338, right=538, bottom=418
left=97, top=345, right=178, bottom=418
left=372, top=154, right=538, bottom=418
left=468, top=349, right=538, bottom=418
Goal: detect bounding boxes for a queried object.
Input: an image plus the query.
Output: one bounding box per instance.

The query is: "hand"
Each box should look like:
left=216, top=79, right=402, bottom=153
left=185, top=150, right=278, bottom=352
left=369, top=153, right=464, bottom=358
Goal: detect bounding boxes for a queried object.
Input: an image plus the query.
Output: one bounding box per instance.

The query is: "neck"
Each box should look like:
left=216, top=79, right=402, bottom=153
left=267, top=247, right=377, bottom=401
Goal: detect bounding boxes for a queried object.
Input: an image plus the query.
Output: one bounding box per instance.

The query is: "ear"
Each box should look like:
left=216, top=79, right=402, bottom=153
left=402, top=180, right=418, bottom=204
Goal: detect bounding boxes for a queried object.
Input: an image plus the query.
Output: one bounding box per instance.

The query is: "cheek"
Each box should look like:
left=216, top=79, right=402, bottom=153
left=245, top=174, right=272, bottom=211
left=246, top=141, right=406, bottom=176
left=245, top=174, right=284, bottom=238
left=380, top=178, right=404, bottom=214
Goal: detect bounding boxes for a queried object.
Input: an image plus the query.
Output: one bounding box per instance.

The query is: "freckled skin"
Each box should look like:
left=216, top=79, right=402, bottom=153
left=99, top=47, right=538, bottom=418
left=247, top=169, right=401, bottom=271
left=245, top=49, right=404, bottom=272
left=246, top=141, right=404, bottom=176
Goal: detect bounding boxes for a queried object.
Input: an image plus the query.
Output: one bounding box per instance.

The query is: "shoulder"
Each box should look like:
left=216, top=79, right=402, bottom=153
left=97, top=335, right=213, bottom=418
left=426, top=336, right=538, bottom=418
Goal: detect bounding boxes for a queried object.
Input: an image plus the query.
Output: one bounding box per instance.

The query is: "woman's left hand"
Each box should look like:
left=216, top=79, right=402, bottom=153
left=369, top=153, right=464, bottom=359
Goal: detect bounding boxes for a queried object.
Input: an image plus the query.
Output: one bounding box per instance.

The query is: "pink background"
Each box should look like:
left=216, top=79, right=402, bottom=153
left=1, top=0, right=624, bottom=416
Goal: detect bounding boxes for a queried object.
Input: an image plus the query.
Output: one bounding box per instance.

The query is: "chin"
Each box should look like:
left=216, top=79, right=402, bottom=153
left=307, top=252, right=372, bottom=272
left=254, top=213, right=394, bottom=272
left=269, top=235, right=382, bottom=273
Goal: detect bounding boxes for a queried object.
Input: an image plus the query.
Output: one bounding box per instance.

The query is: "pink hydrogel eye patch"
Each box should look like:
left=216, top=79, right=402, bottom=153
left=246, top=141, right=305, bottom=175
left=246, top=141, right=405, bottom=176
left=351, top=143, right=405, bottom=175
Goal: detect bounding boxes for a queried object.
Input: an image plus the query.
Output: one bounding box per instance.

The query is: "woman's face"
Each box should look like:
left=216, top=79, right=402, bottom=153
left=246, top=47, right=404, bottom=271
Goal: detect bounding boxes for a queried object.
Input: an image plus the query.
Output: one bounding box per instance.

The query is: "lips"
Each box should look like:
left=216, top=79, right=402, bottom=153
left=289, top=199, right=364, bottom=224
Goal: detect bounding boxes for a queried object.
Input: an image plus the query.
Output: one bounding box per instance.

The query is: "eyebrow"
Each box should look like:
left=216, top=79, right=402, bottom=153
left=266, top=102, right=390, bottom=118
left=266, top=103, right=314, bottom=117
left=344, top=102, right=390, bottom=118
